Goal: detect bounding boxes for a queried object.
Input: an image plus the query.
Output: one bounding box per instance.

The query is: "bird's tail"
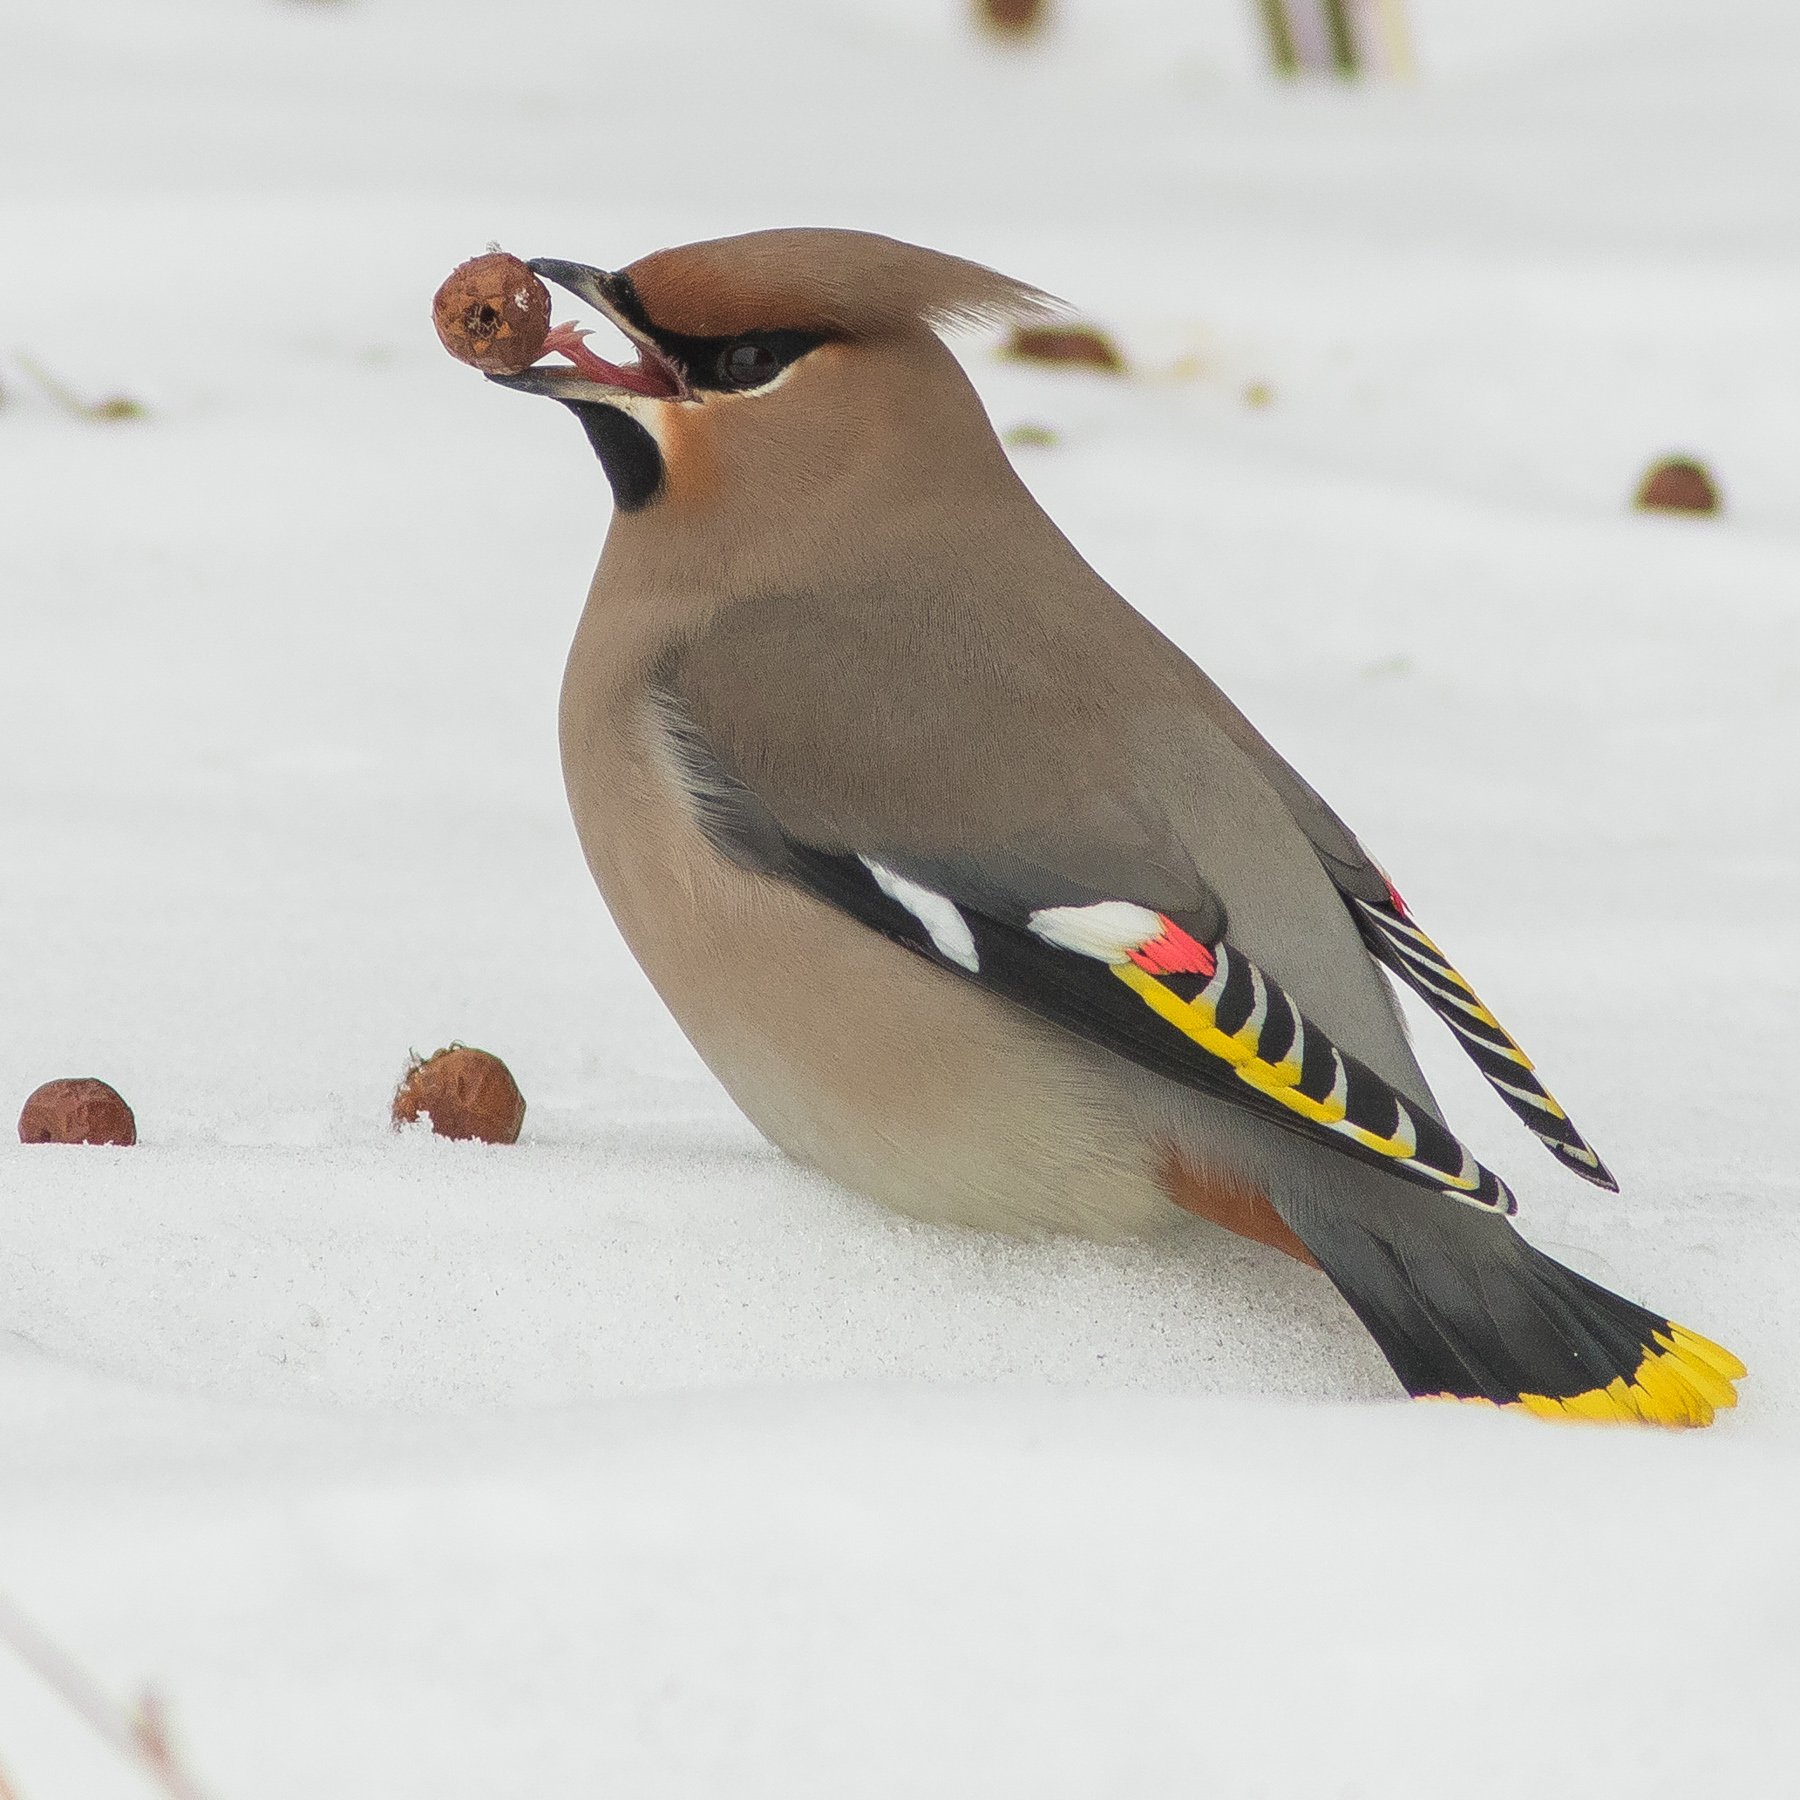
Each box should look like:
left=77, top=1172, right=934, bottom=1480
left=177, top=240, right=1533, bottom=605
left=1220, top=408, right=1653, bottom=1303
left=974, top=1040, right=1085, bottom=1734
left=1286, top=1201, right=1745, bottom=1428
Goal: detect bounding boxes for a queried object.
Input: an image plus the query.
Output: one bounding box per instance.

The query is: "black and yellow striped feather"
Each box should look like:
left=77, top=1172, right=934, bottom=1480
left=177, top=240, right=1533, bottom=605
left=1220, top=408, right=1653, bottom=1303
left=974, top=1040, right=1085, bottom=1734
left=1350, top=896, right=1618, bottom=1191
left=1110, top=941, right=1514, bottom=1213
left=782, top=843, right=1516, bottom=1215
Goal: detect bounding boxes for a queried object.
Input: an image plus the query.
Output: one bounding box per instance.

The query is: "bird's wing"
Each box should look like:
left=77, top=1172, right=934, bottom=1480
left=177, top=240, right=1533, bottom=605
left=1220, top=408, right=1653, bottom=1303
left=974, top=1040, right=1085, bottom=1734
left=1338, top=881, right=1617, bottom=1190
left=1201, top=694, right=1619, bottom=1191
left=655, top=680, right=1515, bottom=1216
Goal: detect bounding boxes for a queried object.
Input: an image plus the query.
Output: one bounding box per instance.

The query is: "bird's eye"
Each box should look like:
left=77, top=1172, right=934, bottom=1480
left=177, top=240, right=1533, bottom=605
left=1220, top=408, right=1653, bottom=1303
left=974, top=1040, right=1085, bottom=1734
left=719, top=341, right=781, bottom=389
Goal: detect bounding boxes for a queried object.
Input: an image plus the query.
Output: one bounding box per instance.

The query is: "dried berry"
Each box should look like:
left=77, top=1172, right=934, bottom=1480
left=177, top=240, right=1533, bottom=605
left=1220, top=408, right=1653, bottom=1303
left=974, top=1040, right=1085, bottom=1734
left=1005, top=325, right=1125, bottom=374
left=432, top=253, right=553, bottom=376
left=977, top=0, right=1049, bottom=35
left=18, top=1078, right=137, bottom=1146
left=392, top=1045, right=525, bottom=1144
left=1635, top=457, right=1721, bottom=516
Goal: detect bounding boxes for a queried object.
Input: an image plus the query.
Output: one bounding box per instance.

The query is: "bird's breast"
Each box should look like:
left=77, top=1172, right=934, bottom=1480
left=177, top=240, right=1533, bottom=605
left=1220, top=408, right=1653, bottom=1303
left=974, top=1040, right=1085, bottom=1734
left=556, top=667, right=1176, bottom=1241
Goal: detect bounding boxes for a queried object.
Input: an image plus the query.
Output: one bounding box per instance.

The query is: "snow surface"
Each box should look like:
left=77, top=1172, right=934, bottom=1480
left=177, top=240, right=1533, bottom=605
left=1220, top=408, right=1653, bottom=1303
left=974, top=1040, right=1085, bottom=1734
left=2, top=1, right=1797, bottom=1793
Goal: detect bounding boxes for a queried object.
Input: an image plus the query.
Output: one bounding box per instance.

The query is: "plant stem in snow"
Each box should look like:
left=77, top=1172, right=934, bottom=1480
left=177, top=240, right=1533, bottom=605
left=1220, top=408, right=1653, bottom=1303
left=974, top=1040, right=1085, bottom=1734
left=0, top=1594, right=218, bottom=1800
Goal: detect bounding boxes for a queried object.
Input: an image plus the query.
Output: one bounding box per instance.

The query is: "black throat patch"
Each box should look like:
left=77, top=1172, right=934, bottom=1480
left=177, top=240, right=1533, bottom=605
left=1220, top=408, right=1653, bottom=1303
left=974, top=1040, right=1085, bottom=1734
left=561, top=400, right=664, bottom=512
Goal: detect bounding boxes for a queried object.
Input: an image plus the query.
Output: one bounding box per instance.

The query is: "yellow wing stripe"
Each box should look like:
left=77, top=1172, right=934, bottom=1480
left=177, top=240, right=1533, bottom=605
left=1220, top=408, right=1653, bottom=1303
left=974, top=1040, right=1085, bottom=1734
left=1112, top=961, right=1444, bottom=1172
left=1381, top=913, right=1542, bottom=1066
left=1116, top=961, right=1238, bottom=1056
left=1433, top=1325, right=1745, bottom=1429
left=1488, top=1073, right=1571, bottom=1123
left=1358, top=896, right=1617, bottom=1190
left=1115, top=961, right=1349, bottom=1119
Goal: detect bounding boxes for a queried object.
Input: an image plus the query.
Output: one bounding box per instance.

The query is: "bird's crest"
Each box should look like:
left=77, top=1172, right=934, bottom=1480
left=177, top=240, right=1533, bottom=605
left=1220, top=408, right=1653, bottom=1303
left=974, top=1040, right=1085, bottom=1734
left=622, top=227, right=1061, bottom=342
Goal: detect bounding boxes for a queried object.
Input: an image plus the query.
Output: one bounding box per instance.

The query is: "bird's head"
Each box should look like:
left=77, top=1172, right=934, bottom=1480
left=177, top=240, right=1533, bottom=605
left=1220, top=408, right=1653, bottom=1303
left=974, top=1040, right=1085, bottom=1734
left=488, top=228, right=1057, bottom=589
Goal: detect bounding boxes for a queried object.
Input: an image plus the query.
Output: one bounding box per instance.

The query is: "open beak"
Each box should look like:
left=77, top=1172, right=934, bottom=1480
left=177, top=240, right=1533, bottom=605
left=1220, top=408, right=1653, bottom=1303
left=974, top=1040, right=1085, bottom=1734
left=485, top=259, right=688, bottom=402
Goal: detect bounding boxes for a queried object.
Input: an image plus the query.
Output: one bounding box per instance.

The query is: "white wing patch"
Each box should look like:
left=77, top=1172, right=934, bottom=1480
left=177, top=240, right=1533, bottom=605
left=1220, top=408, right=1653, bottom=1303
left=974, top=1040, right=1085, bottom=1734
left=1026, top=900, right=1163, bottom=964
left=860, top=859, right=981, bottom=972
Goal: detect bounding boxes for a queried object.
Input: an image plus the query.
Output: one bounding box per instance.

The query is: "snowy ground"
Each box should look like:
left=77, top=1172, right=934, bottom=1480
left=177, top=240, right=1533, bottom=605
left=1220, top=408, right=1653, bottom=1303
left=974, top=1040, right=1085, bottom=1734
left=3, top=1, right=1797, bottom=1793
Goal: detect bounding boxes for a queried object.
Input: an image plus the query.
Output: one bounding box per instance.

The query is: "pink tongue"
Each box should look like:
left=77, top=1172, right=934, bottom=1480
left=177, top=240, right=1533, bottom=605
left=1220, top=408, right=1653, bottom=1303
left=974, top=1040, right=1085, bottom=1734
left=540, top=322, right=671, bottom=397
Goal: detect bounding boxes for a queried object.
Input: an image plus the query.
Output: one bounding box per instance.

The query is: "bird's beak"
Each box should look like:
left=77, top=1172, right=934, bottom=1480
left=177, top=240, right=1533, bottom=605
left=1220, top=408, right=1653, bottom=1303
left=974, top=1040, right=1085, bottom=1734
left=526, top=258, right=615, bottom=311
left=485, top=258, right=688, bottom=403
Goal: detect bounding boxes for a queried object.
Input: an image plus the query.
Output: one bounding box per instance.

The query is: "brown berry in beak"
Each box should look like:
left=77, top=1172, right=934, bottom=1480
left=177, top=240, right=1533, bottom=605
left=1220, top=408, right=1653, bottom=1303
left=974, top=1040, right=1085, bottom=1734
left=432, top=253, right=553, bottom=375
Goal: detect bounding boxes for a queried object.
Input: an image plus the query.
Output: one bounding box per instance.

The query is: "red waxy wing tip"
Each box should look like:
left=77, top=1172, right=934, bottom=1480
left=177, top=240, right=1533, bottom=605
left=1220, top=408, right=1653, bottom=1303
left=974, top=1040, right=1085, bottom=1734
left=1126, top=916, right=1217, bottom=978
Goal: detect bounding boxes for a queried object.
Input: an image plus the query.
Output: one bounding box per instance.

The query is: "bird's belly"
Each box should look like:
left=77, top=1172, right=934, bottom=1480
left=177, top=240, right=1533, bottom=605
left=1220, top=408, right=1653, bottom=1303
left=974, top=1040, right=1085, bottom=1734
left=580, top=786, right=1177, bottom=1242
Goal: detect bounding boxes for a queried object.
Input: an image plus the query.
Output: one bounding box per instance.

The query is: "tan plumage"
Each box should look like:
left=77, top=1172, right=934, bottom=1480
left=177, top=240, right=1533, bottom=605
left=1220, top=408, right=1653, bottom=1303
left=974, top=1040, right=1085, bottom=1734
left=475, top=228, right=1743, bottom=1426
left=625, top=226, right=1060, bottom=339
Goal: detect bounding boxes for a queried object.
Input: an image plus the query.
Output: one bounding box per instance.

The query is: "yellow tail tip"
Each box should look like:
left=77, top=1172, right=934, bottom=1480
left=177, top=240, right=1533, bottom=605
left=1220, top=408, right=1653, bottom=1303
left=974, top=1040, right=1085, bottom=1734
left=1431, top=1324, right=1746, bottom=1429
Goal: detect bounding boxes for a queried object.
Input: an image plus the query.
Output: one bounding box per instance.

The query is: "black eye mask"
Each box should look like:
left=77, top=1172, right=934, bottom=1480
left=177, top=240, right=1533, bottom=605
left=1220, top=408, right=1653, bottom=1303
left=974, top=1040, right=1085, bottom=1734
left=601, top=271, right=829, bottom=392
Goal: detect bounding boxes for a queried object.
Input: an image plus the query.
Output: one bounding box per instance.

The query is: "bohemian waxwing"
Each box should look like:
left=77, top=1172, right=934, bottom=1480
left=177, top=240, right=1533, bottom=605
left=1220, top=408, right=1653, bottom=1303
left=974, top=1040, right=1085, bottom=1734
left=477, top=227, right=1742, bottom=1426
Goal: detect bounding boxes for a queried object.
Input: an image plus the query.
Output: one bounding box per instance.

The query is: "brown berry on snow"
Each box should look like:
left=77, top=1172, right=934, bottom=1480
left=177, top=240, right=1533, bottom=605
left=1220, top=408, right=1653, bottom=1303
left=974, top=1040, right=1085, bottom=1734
left=1635, top=456, right=1721, bottom=516
left=432, top=253, right=553, bottom=376
left=1005, top=325, right=1125, bottom=374
left=976, top=0, right=1050, bottom=35
left=392, top=1045, right=525, bottom=1144
left=18, top=1078, right=137, bottom=1146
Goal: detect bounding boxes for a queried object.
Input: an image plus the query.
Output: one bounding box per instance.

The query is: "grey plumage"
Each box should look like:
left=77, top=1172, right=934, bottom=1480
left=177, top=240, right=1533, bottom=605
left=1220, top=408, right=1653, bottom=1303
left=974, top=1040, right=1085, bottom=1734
left=467, top=227, right=1741, bottom=1426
